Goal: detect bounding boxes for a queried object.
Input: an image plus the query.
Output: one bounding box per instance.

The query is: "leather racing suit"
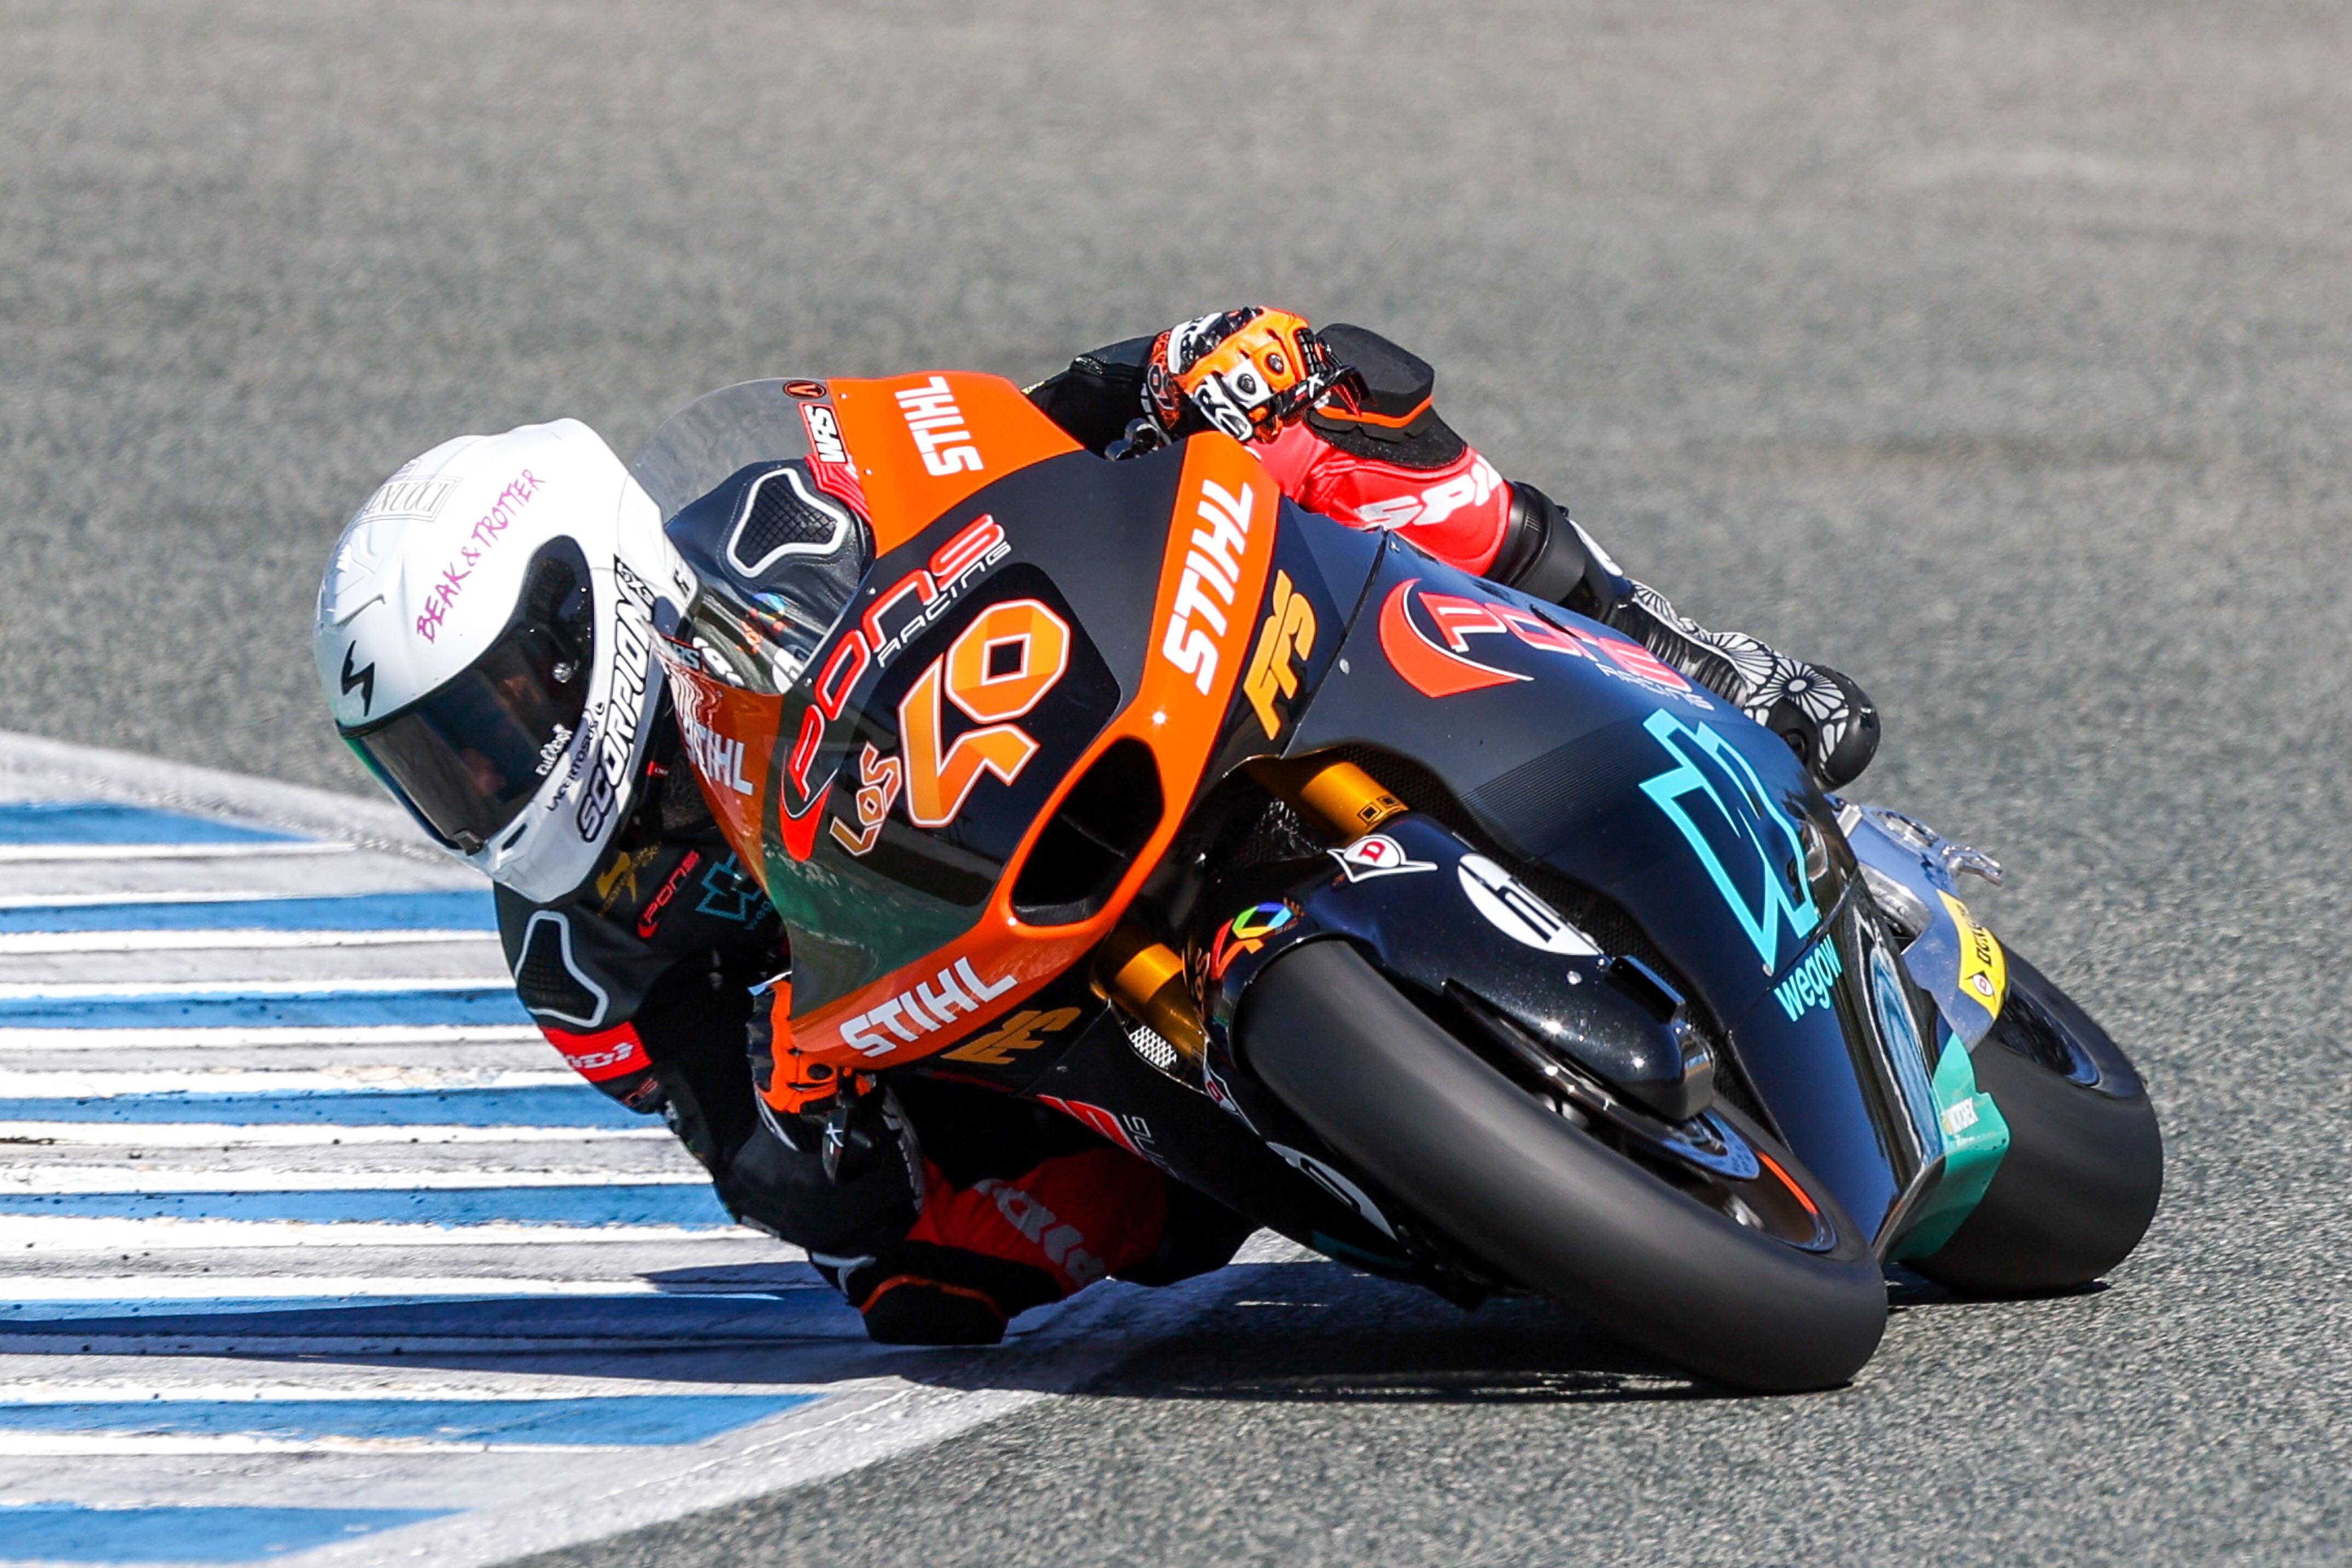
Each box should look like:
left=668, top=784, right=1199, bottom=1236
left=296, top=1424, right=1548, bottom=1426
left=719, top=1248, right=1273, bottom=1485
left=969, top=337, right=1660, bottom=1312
left=502, top=319, right=1879, bottom=1347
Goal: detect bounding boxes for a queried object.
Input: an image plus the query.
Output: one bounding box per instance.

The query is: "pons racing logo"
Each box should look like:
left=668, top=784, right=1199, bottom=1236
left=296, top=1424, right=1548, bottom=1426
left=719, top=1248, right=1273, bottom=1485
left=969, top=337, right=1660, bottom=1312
left=1157, top=477, right=1255, bottom=696
left=1637, top=710, right=1819, bottom=974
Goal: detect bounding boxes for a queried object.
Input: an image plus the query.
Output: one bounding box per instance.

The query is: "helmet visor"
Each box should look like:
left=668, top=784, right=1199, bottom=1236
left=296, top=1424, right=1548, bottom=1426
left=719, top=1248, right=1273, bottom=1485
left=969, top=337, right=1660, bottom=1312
left=344, top=542, right=596, bottom=854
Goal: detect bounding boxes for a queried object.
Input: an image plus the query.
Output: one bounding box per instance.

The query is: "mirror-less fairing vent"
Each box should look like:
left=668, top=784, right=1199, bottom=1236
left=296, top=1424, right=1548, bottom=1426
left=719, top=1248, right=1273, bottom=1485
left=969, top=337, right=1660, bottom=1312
left=1011, top=738, right=1164, bottom=926
left=728, top=465, right=850, bottom=579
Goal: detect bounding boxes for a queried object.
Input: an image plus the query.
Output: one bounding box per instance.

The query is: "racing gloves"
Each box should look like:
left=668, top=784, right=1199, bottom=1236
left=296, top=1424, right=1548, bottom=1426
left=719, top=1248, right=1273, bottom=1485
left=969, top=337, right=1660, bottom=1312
left=1101, top=308, right=1884, bottom=790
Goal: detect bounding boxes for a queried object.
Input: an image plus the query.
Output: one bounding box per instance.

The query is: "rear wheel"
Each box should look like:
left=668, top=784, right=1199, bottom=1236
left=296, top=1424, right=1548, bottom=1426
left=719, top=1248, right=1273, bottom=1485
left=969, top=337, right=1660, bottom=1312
left=1238, top=940, right=1887, bottom=1393
left=1907, top=949, right=2163, bottom=1294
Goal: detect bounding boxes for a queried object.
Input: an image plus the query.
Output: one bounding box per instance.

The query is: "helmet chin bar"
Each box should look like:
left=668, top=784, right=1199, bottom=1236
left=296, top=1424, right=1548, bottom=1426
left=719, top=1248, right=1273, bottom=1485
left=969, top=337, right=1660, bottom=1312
left=490, top=553, right=669, bottom=905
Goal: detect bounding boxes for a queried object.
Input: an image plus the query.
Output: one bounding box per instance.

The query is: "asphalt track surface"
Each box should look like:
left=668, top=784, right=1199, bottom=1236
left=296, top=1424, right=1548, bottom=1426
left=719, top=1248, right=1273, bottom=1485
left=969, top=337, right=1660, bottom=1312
left=4, top=1, right=2350, bottom=1563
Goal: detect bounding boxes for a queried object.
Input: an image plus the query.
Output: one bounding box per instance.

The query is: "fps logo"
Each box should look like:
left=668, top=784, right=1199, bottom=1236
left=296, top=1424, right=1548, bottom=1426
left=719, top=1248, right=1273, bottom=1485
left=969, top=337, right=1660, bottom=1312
left=1637, top=710, right=1819, bottom=973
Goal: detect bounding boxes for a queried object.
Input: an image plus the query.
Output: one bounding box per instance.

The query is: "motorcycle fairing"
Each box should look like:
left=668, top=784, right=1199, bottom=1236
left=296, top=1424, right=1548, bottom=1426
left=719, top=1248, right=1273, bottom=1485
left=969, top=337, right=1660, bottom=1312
left=823, top=371, right=1084, bottom=555
left=749, top=421, right=1291, bottom=1068
left=1837, top=802, right=2011, bottom=1046
left=1183, top=497, right=1384, bottom=794
left=1722, top=901, right=1924, bottom=1241
left=1828, top=802, right=2016, bottom=1254
left=1285, top=538, right=1827, bottom=1025
left=1264, top=535, right=2007, bottom=1250
left=916, top=1004, right=1421, bottom=1275
left=1197, top=814, right=1714, bottom=1128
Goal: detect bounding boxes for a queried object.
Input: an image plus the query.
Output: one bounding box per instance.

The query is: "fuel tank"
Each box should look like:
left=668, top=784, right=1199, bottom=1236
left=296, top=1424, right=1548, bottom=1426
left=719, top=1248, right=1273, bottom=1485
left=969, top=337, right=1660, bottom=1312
left=1286, top=534, right=1848, bottom=1029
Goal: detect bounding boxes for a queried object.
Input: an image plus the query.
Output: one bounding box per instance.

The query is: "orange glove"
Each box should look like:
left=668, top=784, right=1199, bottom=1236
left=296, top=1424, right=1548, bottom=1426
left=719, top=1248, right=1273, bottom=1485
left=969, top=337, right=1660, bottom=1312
left=1144, top=307, right=1360, bottom=444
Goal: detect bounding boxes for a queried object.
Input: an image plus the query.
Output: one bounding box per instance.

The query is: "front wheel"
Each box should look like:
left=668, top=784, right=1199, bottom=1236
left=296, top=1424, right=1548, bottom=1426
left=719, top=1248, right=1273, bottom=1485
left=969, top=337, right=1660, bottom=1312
left=1906, top=949, right=2163, bottom=1295
left=1237, top=941, right=1887, bottom=1393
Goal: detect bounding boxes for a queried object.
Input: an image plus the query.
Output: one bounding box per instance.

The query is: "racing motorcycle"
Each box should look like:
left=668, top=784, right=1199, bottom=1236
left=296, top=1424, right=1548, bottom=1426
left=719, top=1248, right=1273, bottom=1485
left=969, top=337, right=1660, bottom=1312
left=630, top=372, right=2163, bottom=1392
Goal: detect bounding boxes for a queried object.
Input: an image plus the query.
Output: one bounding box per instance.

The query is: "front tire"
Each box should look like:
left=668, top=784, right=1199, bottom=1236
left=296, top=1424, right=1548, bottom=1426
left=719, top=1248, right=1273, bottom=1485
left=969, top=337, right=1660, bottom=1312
left=1238, top=941, right=1887, bottom=1393
left=1907, top=949, right=2163, bottom=1295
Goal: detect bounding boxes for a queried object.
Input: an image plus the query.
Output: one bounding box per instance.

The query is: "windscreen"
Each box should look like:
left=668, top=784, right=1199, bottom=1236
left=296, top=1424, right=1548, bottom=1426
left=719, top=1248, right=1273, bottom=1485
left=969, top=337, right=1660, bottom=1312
left=634, top=379, right=822, bottom=524
left=632, top=379, right=868, bottom=690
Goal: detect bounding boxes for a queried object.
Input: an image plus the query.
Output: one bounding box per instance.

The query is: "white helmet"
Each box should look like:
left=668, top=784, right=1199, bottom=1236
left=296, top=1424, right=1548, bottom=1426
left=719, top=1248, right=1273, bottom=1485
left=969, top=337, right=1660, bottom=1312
left=315, top=419, right=689, bottom=903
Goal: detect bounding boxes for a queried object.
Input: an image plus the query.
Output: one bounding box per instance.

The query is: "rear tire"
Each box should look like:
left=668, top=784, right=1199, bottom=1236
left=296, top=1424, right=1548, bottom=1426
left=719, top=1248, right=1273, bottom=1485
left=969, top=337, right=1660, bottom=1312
left=1907, top=949, right=2163, bottom=1295
left=1238, top=941, right=1887, bottom=1393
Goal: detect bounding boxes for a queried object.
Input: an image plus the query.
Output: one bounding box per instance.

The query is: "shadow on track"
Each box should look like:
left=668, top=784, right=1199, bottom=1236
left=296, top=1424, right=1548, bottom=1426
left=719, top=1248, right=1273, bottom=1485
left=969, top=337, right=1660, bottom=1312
left=1055, top=1262, right=1713, bottom=1407
left=3, top=1258, right=1921, bottom=1404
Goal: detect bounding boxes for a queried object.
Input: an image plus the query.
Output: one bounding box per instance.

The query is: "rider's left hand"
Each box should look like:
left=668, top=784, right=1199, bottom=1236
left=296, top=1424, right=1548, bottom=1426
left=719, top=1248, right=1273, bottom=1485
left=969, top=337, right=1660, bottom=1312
left=1143, top=307, right=1359, bottom=445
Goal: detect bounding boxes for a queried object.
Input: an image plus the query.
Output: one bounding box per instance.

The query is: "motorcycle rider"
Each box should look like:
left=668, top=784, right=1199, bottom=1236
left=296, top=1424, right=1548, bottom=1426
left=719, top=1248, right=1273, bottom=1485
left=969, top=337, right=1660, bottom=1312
left=315, top=308, right=1879, bottom=1347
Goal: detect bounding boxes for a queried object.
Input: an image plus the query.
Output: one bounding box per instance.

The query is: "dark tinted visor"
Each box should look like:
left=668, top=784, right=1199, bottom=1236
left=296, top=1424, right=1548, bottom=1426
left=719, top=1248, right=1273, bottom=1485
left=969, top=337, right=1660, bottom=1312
left=345, top=541, right=596, bottom=853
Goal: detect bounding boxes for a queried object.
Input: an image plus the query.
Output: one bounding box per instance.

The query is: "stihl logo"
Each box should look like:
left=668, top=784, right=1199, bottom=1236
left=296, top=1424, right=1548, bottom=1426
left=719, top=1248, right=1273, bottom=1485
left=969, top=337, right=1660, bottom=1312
left=676, top=708, right=754, bottom=797
left=895, top=376, right=983, bottom=477
left=840, top=956, right=1017, bottom=1056
left=801, top=403, right=849, bottom=466
left=1158, top=478, right=1255, bottom=696
left=1352, top=456, right=1504, bottom=532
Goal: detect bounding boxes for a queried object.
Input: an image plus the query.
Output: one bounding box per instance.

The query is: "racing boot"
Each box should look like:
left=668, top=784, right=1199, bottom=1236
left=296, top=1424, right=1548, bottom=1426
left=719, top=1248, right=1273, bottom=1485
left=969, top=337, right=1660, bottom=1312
left=1493, top=482, right=1881, bottom=790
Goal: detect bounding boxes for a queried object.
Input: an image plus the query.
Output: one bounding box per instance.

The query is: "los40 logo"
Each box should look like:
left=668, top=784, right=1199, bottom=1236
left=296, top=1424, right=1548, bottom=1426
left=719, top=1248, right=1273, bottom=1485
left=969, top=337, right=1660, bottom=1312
left=812, top=563, right=1119, bottom=864
left=831, top=596, right=1070, bottom=854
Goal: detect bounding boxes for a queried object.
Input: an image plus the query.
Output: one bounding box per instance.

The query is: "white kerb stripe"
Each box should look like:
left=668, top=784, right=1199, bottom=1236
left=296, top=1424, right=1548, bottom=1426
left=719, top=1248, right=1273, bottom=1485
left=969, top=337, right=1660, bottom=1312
left=0, top=976, right=513, bottom=999
left=0, top=842, right=357, bottom=863
left=0, top=1217, right=752, bottom=1249
left=0, top=1025, right=545, bottom=1052
left=0, top=1275, right=811, bottom=1303
left=0, top=929, right=498, bottom=954
left=0, top=889, right=364, bottom=910
left=0, top=1170, right=711, bottom=1194
left=2, top=1068, right=580, bottom=1094
left=0, top=1122, right=668, bottom=1146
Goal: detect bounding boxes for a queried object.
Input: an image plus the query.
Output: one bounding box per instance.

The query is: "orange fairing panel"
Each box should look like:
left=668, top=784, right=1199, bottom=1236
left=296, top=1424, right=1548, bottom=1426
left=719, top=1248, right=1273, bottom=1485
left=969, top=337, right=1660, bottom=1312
left=663, top=662, right=782, bottom=895
left=826, top=372, right=1082, bottom=555
left=778, top=433, right=1280, bottom=1075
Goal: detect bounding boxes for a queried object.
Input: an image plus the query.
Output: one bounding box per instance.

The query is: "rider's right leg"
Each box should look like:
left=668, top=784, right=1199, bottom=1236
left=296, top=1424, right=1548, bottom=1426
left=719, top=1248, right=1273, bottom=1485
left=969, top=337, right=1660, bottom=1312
left=1491, top=482, right=1882, bottom=790
left=735, top=1074, right=1254, bottom=1346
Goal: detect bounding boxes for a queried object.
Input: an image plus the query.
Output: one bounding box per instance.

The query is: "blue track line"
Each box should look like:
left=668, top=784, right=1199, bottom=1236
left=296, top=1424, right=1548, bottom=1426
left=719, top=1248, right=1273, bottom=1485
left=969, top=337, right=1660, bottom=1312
left=0, top=1086, right=634, bottom=1126
left=0, top=802, right=296, bottom=846
left=0, top=987, right=532, bottom=1029
left=0, top=1185, right=731, bottom=1226
left=0, top=1284, right=833, bottom=1323
left=0, top=1503, right=455, bottom=1563
left=0, top=1295, right=856, bottom=1342
left=0, top=891, right=497, bottom=935
left=0, top=1394, right=818, bottom=1445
